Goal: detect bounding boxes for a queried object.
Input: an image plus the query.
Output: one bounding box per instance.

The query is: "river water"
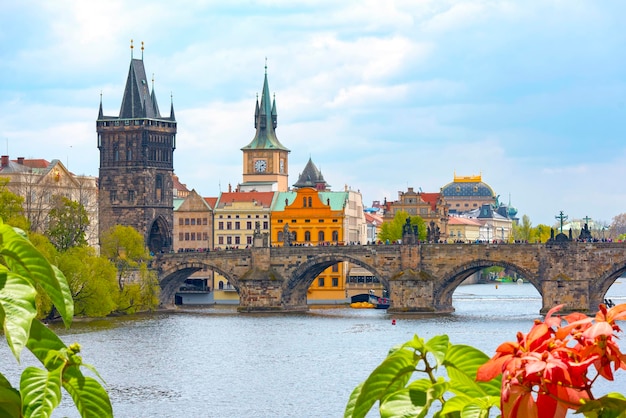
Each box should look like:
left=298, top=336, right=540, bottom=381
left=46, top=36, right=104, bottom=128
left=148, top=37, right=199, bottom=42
left=2, top=281, right=626, bottom=418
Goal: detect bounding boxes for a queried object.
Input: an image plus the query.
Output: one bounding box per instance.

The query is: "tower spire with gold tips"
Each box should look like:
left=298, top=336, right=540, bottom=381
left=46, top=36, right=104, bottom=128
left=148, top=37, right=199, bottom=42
left=141, top=41, right=144, bottom=60
left=130, top=39, right=134, bottom=58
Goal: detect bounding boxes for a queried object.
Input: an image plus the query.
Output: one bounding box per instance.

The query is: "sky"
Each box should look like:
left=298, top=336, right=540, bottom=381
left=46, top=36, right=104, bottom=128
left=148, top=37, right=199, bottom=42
left=1, top=0, right=625, bottom=227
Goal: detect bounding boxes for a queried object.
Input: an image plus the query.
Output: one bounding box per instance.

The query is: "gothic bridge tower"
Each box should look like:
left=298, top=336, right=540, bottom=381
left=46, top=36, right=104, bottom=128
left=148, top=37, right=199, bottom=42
left=96, top=42, right=176, bottom=253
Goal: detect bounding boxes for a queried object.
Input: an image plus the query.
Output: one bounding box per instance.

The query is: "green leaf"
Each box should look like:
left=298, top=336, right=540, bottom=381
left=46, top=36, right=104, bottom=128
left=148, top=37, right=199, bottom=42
left=0, top=223, right=74, bottom=327
left=348, top=348, right=419, bottom=418
left=62, top=366, right=113, bottom=418
left=441, top=395, right=499, bottom=418
left=26, top=320, right=68, bottom=369
left=0, top=270, right=38, bottom=360
left=0, top=373, right=22, bottom=418
left=424, top=334, right=449, bottom=367
left=576, top=393, right=626, bottom=418
left=444, top=344, right=501, bottom=398
left=380, top=379, right=448, bottom=418
left=20, top=365, right=63, bottom=418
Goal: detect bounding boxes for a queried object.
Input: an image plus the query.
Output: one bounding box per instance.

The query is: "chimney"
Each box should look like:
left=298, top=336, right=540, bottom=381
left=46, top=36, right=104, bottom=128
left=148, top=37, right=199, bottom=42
left=17, top=157, right=24, bottom=165
left=1, top=155, right=8, bottom=168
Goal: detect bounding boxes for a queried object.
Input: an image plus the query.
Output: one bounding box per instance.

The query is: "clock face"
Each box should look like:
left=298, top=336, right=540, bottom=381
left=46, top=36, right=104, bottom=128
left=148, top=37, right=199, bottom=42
left=254, top=159, right=267, bottom=172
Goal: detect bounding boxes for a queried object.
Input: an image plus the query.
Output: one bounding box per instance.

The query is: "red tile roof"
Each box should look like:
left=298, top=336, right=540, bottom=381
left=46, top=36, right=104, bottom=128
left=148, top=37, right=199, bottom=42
left=420, top=192, right=440, bottom=211
left=204, top=197, right=218, bottom=209
left=216, top=191, right=275, bottom=209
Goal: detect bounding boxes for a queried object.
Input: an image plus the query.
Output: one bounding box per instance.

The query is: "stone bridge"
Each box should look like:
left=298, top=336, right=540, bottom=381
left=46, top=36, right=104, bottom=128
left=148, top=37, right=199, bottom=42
left=153, top=242, right=626, bottom=314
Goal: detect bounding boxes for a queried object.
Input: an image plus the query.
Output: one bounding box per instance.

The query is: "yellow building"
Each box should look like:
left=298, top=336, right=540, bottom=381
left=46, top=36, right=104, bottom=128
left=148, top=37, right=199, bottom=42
left=212, top=191, right=275, bottom=304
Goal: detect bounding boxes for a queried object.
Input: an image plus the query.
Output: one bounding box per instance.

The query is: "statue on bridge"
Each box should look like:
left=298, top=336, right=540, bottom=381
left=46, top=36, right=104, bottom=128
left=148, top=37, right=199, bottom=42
left=282, top=223, right=292, bottom=246
left=427, top=221, right=440, bottom=243
left=402, top=217, right=419, bottom=245
left=579, top=223, right=592, bottom=241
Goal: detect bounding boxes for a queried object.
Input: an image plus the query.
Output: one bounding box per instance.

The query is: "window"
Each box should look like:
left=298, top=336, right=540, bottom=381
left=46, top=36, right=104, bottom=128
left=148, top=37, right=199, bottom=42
left=263, top=221, right=268, bottom=229
left=128, top=190, right=134, bottom=201
left=303, top=197, right=307, bottom=207
left=110, top=190, right=117, bottom=202
left=197, top=218, right=201, bottom=225
left=179, top=233, right=183, bottom=241
left=318, top=231, right=325, bottom=241
left=332, top=264, right=339, bottom=272
left=191, top=218, right=196, bottom=226
left=227, top=236, right=232, bottom=245
left=191, top=233, right=196, bottom=241
left=308, top=197, right=312, bottom=207
left=235, top=221, right=240, bottom=230
left=235, top=236, right=240, bottom=245
left=179, top=218, right=184, bottom=226
left=218, top=222, right=224, bottom=230
left=185, top=218, right=190, bottom=225
left=218, top=237, right=224, bottom=245
left=305, top=231, right=311, bottom=242
left=332, top=278, right=338, bottom=287
left=227, top=222, right=232, bottom=230
left=203, top=218, right=207, bottom=225
left=318, top=278, right=325, bottom=287
left=247, top=236, right=252, bottom=245
left=185, top=232, right=189, bottom=241
left=332, top=231, right=339, bottom=241
left=247, top=222, right=252, bottom=229
left=203, top=233, right=208, bottom=240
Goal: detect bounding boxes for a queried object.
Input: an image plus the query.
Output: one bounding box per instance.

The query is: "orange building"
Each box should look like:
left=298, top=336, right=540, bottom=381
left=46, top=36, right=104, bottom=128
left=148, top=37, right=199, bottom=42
left=271, top=186, right=350, bottom=302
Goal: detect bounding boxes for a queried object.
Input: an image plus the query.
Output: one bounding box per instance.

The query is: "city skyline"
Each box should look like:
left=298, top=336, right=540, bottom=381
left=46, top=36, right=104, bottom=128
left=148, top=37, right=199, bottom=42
left=1, top=1, right=625, bottom=226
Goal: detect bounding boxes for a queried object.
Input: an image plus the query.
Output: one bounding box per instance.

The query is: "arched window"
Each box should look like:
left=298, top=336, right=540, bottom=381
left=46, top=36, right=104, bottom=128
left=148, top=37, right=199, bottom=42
left=292, top=232, right=297, bottom=242
left=303, top=197, right=307, bottom=207
left=318, top=231, right=325, bottom=242
left=155, top=174, right=163, bottom=202
left=308, top=197, right=312, bottom=207
left=219, top=281, right=224, bottom=290
left=114, top=145, right=119, bottom=162
left=332, top=231, right=339, bottom=241
left=304, top=231, right=311, bottom=242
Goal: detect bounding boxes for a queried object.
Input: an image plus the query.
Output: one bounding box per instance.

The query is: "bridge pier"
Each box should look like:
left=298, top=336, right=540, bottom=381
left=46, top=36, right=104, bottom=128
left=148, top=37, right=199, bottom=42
left=540, top=276, right=591, bottom=315
left=387, top=269, right=453, bottom=314
left=237, top=268, right=308, bottom=313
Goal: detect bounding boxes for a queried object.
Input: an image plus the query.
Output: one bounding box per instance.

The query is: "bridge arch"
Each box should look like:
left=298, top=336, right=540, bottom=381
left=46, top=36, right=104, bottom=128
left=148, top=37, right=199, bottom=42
left=159, top=261, right=240, bottom=306
left=590, top=264, right=626, bottom=309
left=432, top=259, right=540, bottom=312
left=282, top=254, right=388, bottom=307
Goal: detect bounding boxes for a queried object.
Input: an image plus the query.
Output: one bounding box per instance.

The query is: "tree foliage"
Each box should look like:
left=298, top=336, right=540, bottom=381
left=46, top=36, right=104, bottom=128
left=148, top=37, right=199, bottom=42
left=100, top=225, right=151, bottom=290
left=46, top=196, right=89, bottom=252
left=611, top=213, right=626, bottom=238
left=0, top=219, right=112, bottom=417
left=57, top=246, right=119, bottom=317
left=378, top=211, right=426, bottom=243
left=0, top=177, right=29, bottom=230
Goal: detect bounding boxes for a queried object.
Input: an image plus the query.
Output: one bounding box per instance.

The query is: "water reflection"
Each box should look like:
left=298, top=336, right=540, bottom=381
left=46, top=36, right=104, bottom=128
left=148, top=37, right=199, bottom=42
left=1, top=281, right=625, bottom=417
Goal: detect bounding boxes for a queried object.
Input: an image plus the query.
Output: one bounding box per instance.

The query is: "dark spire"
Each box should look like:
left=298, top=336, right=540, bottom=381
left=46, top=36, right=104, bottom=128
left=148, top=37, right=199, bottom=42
left=293, top=157, right=330, bottom=190
left=169, top=92, right=176, bottom=121
left=241, top=62, right=289, bottom=152
left=119, top=53, right=160, bottom=119
left=150, top=73, right=161, bottom=118
left=98, top=92, right=103, bottom=119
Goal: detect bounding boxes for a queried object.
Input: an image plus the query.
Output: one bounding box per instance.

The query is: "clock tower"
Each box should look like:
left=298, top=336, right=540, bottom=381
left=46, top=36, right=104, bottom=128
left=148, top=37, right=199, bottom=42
left=240, top=64, right=290, bottom=192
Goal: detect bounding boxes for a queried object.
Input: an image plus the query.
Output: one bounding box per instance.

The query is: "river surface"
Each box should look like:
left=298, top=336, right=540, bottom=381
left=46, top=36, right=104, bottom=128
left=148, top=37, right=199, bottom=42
left=3, top=281, right=626, bottom=418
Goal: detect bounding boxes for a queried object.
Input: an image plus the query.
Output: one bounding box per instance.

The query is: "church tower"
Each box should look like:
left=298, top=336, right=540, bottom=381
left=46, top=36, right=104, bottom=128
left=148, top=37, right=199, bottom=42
left=96, top=42, right=176, bottom=253
left=239, top=64, right=290, bottom=192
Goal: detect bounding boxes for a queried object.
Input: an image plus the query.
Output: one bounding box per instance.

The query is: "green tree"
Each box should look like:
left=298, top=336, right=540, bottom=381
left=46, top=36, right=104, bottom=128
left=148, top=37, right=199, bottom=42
left=117, top=263, right=160, bottom=314
left=534, top=223, right=552, bottom=243
left=378, top=211, right=426, bottom=242
left=57, top=246, right=119, bottom=317
left=0, top=219, right=112, bottom=417
left=0, top=177, right=29, bottom=230
left=46, top=196, right=89, bottom=252
left=512, top=214, right=532, bottom=242
left=100, top=225, right=150, bottom=290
